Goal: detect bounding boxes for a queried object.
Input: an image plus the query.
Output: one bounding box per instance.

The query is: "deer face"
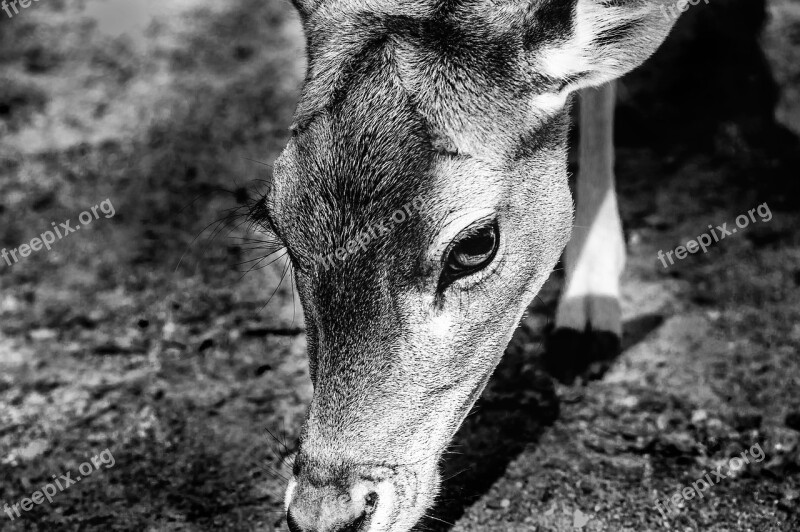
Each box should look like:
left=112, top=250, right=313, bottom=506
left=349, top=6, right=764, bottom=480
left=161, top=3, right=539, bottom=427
left=261, top=1, right=675, bottom=531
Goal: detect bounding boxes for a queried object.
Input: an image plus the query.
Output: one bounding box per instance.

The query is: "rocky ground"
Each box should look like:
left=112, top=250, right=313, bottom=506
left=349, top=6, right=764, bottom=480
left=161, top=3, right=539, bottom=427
left=0, top=0, right=798, bottom=531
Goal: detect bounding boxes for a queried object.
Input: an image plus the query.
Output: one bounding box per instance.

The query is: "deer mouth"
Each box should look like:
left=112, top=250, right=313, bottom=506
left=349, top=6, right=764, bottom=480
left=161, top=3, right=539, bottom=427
left=284, top=456, right=440, bottom=532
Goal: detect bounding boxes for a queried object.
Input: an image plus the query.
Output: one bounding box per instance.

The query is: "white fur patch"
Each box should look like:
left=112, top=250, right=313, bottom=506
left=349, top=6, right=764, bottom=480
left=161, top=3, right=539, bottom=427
left=530, top=91, right=570, bottom=115
left=537, top=1, right=596, bottom=80
left=367, top=481, right=395, bottom=532
left=537, top=0, right=662, bottom=91
left=284, top=478, right=297, bottom=512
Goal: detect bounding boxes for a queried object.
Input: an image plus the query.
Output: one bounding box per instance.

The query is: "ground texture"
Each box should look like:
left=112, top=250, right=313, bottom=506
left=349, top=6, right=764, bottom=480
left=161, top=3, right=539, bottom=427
left=0, top=0, right=799, bottom=531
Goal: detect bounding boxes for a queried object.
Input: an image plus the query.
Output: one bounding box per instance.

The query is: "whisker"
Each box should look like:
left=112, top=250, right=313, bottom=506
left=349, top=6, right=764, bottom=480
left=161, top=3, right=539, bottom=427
left=265, top=426, right=292, bottom=456
left=238, top=250, right=288, bottom=281
left=242, top=156, right=273, bottom=168
left=440, top=467, right=470, bottom=483
left=422, top=513, right=455, bottom=527
left=260, top=256, right=293, bottom=313
left=258, top=463, right=290, bottom=483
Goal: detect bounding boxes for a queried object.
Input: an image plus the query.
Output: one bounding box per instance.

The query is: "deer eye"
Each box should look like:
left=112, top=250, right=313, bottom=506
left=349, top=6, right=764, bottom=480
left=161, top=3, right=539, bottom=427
left=438, top=220, right=500, bottom=289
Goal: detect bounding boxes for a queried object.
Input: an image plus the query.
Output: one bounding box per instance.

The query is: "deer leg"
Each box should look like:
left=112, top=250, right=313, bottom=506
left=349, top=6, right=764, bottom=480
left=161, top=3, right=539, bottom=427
left=544, top=81, right=625, bottom=384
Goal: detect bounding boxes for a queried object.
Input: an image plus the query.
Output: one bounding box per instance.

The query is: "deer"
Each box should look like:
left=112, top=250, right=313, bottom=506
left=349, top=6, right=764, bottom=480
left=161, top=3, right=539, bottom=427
left=254, top=1, right=677, bottom=531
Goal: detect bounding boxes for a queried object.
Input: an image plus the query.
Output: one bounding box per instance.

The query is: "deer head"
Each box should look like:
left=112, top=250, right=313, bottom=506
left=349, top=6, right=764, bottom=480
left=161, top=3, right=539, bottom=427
left=257, top=1, right=675, bottom=531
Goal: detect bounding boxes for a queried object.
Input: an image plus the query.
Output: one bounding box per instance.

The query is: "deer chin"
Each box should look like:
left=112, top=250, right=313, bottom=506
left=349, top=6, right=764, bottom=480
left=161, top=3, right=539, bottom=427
left=372, top=464, right=441, bottom=532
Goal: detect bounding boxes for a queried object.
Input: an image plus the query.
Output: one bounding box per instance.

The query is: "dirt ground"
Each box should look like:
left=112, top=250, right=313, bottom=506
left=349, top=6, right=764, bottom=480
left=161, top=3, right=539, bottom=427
left=0, top=1, right=798, bottom=531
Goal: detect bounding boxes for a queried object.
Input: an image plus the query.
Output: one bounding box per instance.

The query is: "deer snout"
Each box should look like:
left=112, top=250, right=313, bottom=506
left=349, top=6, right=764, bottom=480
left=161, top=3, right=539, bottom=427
left=285, top=471, right=385, bottom=532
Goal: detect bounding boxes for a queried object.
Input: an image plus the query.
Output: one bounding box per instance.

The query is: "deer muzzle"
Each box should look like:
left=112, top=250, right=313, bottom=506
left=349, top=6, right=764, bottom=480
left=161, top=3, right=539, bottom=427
left=285, top=451, right=434, bottom=532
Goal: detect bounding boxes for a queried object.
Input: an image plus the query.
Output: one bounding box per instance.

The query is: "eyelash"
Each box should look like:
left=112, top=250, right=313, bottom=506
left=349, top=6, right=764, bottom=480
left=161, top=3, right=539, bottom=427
left=240, top=193, right=290, bottom=271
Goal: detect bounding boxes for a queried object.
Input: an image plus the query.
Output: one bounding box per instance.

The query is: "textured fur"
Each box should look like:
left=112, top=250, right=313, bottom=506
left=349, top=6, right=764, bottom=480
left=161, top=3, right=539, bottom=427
left=266, top=1, right=676, bottom=530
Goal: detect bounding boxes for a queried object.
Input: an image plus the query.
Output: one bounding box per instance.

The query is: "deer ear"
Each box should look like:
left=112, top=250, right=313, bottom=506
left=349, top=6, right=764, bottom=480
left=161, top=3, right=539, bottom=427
left=534, top=0, right=677, bottom=92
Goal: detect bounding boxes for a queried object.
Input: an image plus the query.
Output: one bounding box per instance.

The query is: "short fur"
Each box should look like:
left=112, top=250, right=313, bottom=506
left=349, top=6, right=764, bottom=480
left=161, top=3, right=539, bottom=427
left=264, top=1, right=677, bottom=531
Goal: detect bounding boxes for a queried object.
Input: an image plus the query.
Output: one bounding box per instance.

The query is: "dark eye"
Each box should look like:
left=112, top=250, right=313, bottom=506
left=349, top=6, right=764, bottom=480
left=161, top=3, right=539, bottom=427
left=438, top=220, right=499, bottom=290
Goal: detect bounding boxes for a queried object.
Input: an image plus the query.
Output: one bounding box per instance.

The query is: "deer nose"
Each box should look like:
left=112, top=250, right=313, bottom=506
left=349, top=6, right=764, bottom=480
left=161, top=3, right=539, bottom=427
left=286, top=480, right=378, bottom=532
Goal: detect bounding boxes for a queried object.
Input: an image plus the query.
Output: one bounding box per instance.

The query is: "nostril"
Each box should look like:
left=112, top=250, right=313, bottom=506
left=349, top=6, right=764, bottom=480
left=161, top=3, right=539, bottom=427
left=364, top=491, right=378, bottom=513
left=334, top=492, right=377, bottom=532
left=286, top=510, right=303, bottom=532
left=339, top=509, right=368, bottom=532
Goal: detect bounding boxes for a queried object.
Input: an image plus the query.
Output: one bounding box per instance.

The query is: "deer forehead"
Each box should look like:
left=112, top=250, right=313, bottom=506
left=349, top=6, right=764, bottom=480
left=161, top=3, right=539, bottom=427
left=293, top=2, right=579, bottom=146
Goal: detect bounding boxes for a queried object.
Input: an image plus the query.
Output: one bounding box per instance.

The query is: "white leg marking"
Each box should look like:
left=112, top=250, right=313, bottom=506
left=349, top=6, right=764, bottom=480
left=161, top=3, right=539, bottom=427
left=556, top=81, right=624, bottom=335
